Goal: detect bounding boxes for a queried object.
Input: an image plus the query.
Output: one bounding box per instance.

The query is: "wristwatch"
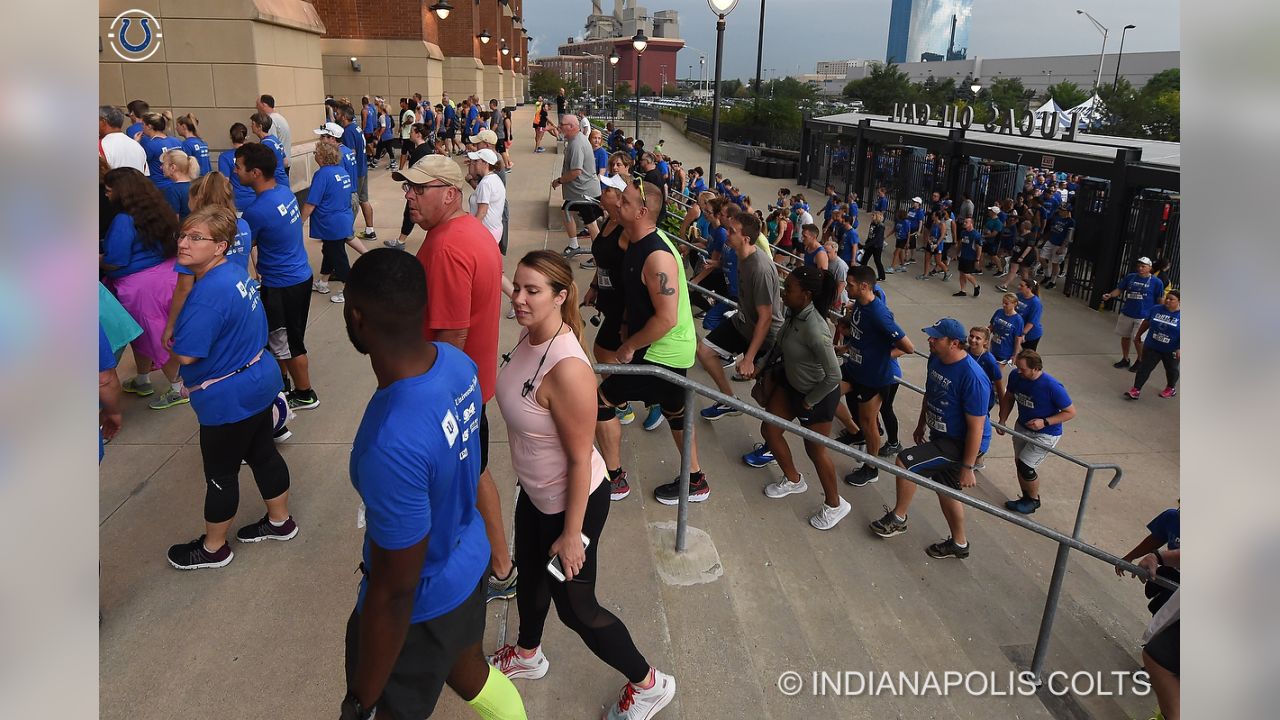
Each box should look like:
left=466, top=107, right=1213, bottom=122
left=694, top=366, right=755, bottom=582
left=341, top=692, right=375, bottom=720
left=959, top=463, right=976, bottom=470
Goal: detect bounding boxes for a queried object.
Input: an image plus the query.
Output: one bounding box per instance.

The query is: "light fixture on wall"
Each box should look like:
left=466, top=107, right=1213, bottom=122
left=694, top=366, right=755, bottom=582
left=429, top=1, right=453, bottom=20
left=350, top=56, right=361, bottom=72
left=513, top=55, right=521, bottom=63
left=478, top=29, right=492, bottom=44
left=501, top=43, right=510, bottom=56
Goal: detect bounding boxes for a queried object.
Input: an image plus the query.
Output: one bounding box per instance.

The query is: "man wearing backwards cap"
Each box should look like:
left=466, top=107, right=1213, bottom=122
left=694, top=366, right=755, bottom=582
left=869, top=318, right=992, bottom=560
left=1101, top=256, right=1165, bottom=370
left=392, top=155, right=518, bottom=604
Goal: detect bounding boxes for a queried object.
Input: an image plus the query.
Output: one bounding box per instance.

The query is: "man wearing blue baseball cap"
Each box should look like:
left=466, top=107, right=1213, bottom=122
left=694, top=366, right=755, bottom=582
left=869, top=318, right=992, bottom=559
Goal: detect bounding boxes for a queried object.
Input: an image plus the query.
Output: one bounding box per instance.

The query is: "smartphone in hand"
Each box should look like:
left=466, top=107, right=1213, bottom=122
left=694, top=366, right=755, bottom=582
left=546, top=533, right=591, bottom=582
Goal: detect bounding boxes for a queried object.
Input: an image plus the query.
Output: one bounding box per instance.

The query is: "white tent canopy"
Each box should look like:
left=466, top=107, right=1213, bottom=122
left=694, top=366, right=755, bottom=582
left=1032, top=95, right=1104, bottom=129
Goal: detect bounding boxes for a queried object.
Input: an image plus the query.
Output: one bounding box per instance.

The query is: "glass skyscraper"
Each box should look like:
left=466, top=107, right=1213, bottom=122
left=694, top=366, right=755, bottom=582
left=885, top=0, right=972, bottom=64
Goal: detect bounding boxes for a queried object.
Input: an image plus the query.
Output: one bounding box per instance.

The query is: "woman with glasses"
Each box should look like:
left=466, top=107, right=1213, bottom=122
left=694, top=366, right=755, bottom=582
left=165, top=205, right=296, bottom=570
left=488, top=250, right=676, bottom=719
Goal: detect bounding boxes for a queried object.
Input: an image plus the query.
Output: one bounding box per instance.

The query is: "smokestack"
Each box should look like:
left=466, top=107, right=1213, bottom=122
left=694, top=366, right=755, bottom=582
left=592, top=1, right=602, bottom=15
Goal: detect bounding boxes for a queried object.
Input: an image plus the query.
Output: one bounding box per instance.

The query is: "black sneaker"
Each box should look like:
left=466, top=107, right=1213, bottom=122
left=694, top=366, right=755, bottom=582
left=235, top=514, right=299, bottom=543
left=844, top=464, right=879, bottom=487
left=167, top=535, right=233, bottom=570
left=287, top=389, right=320, bottom=411
left=973, top=285, right=981, bottom=298
left=1112, top=358, right=1131, bottom=369
left=836, top=429, right=866, bottom=446
left=273, top=424, right=293, bottom=443
left=1127, top=363, right=1139, bottom=373
left=877, top=441, right=903, bottom=458
left=952, top=291, right=967, bottom=297
left=654, top=473, right=709, bottom=505
left=1004, top=496, right=1041, bottom=514
left=1043, top=281, right=1056, bottom=289
left=925, top=537, right=970, bottom=559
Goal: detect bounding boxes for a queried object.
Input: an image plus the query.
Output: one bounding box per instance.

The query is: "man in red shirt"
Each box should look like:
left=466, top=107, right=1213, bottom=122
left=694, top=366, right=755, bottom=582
left=392, top=155, right=515, bottom=602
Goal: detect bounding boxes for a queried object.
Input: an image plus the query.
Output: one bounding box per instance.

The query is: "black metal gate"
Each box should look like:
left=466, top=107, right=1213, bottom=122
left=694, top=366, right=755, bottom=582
left=957, top=160, right=1025, bottom=210
left=1065, top=184, right=1180, bottom=306
left=1063, top=179, right=1112, bottom=302
left=864, top=145, right=948, bottom=216
left=1117, top=192, right=1180, bottom=293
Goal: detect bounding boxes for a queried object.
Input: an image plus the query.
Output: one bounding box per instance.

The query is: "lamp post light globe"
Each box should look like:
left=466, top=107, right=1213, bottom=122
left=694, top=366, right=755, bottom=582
left=478, top=29, right=491, bottom=44
left=706, top=0, right=736, bottom=183
left=708, top=0, right=739, bottom=15
left=632, top=28, right=648, bottom=139
left=970, top=82, right=981, bottom=95
left=609, top=52, right=620, bottom=66
left=501, top=43, right=510, bottom=56
left=632, top=30, right=648, bottom=53
left=429, top=0, right=453, bottom=20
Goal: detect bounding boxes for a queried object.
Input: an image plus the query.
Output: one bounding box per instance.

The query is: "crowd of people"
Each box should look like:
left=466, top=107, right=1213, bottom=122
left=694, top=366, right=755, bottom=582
left=99, top=94, right=1178, bottom=719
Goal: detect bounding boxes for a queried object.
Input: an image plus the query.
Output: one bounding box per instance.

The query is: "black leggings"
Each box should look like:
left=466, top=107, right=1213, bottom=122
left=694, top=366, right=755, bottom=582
left=375, top=137, right=398, bottom=161
left=320, top=240, right=352, bottom=282
left=514, top=481, right=649, bottom=683
left=880, top=382, right=899, bottom=445
left=860, top=244, right=886, bottom=280
left=199, top=406, right=290, bottom=524
left=1133, top=349, right=1179, bottom=390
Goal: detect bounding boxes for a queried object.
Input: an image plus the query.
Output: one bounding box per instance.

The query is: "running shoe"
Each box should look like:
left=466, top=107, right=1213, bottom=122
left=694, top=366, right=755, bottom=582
left=905, top=258, right=917, bottom=265
left=312, top=280, right=331, bottom=294
left=844, top=465, right=879, bottom=487
left=235, top=514, right=299, bottom=542
left=287, top=389, right=320, bottom=411
left=719, top=353, right=737, bottom=368
left=915, top=274, right=929, bottom=280
left=952, top=291, right=967, bottom=297
left=742, top=443, right=776, bottom=468
left=609, top=470, right=632, bottom=501
left=1113, top=358, right=1131, bottom=369
left=604, top=670, right=676, bottom=720
left=877, top=441, right=903, bottom=458
left=273, top=425, right=293, bottom=443
left=642, top=404, right=665, bottom=431
left=388, top=162, right=398, bottom=171
left=942, top=271, right=953, bottom=281
left=764, top=474, right=808, bottom=498
left=486, top=567, right=518, bottom=603
left=534, top=147, right=546, bottom=153
left=1004, top=496, right=1041, bottom=515
left=974, top=270, right=984, bottom=276
left=836, top=429, right=866, bottom=446
left=995, top=284, right=1010, bottom=293
left=358, top=229, right=378, bottom=240
left=1057, top=270, right=1066, bottom=278
left=994, top=271, right=1009, bottom=278
left=810, top=497, right=852, bottom=530
left=167, top=535, right=233, bottom=570
left=925, top=537, right=970, bottom=559
left=974, top=285, right=981, bottom=298
left=488, top=644, right=549, bottom=681
left=653, top=473, right=710, bottom=505
left=1159, top=387, right=1177, bottom=399
left=869, top=507, right=908, bottom=538
left=1128, top=363, right=1139, bottom=373
left=1043, top=281, right=1056, bottom=289
left=885, top=267, right=896, bottom=274
left=700, top=402, right=740, bottom=421
left=148, top=388, right=189, bottom=410
left=383, top=239, right=406, bottom=249
left=330, top=292, right=345, bottom=304
left=616, top=403, right=636, bottom=425
left=580, top=257, right=597, bottom=269
left=122, top=377, right=154, bottom=397
left=561, top=245, right=581, bottom=257
left=1123, top=387, right=1141, bottom=400
left=576, top=229, right=591, bottom=239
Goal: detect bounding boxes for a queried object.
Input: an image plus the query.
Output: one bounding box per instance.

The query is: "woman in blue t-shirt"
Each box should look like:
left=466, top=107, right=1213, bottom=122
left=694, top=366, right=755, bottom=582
left=1016, top=277, right=1045, bottom=351
left=176, top=113, right=212, bottom=176
left=166, top=205, right=295, bottom=570
left=989, top=292, right=1025, bottom=363
left=302, top=142, right=357, bottom=303
left=1126, top=290, right=1181, bottom=400
left=101, top=168, right=181, bottom=400
left=138, top=112, right=183, bottom=191
left=160, top=148, right=200, bottom=219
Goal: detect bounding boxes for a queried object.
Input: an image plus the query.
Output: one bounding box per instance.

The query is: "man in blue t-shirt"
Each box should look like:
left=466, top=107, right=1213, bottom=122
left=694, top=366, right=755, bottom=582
left=1102, top=256, right=1165, bottom=369
left=337, top=103, right=378, bottom=242
left=1039, top=205, right=1075, bottom=288
left=996, top=349, right=1076, bottom=514
left=340, top=249, right=526, bottom=720
left=870, top=318, right=990, bottom=560
left=1117, top=505, right=1180, bottom=614
left=234, top=142, right=319, bottom=412
left=954, top=217, right=983, bottom=298
left=249, top=112, right=291, bottom=188
left=840, top=266, right=914, bottom=486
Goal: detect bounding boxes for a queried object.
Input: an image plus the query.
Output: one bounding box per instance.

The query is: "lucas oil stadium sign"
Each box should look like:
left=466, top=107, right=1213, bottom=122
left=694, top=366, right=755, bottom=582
left=888, top=102, right=1086, bottom=143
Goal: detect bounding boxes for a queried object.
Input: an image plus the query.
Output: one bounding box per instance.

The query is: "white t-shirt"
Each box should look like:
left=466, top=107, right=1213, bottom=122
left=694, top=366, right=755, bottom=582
left=469, top=173, right=506, bottom=243
left=101, top=131, right=148, bottom=175
left=401, top=110, right=415, bottom=140
left=269, top=111, right=292, bottom=164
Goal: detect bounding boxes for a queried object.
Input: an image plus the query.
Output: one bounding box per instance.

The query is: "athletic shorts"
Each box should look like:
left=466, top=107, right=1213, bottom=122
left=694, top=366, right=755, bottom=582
left=898, top=435, right=966, bottom=490
left=702, top=321, right=767, bottom=359
left=564, top=199, right=604, bottom=226
left=844, top=374, right=889, bottom=405
left=344, top=578, right=486, bottom=719
left=782, top=377, right=840, bottom=427
left=496, top=139, right=508, bottom=154
left=357, top=174, right=370, bottom=203
left=1023, top=336, right=1041, bottom=351
left=599, top=357, right=688, bottom=418
left=261, top=278, right=312, bottom=360
left=1143, top=620, right=1179, bottom=676
left=895, top=236, right=909, bottom=249
left=442, top=128, right=456, bottom=140
left=1039, top=243, right=1067, bottom=261
left=1012, top=430, right=1060, bottom=468
left=1115, top=313, right=1144, bottom=338
left=959, top=258, right=978, bottom=274
left=594, top=311, right=624, bottom=352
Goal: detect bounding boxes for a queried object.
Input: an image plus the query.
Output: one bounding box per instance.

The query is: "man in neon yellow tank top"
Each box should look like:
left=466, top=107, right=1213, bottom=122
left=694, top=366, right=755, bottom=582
left=595, top=180, right=708, bottom=505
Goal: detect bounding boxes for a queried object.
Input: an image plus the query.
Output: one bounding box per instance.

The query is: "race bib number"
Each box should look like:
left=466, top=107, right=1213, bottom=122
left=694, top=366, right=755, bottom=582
left=926, top=409, right=948, bottom=434
left=847, top=350, right=863, bottom=366
left=1126, top=290, right=1145, bottom=301
left=1152, top=332, right=1171, bottom=345
left=596, top=269, right=613, bottom=289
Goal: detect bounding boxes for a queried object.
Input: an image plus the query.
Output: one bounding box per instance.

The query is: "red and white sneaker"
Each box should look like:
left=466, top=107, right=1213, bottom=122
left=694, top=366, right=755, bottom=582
left=1159, top=386, right=1177, bottom=399
left=1123, top=387, right=1140, bottom=400
left=604, top=669, right=676, bottom=719
left=487, top=644, right=549, bottom=680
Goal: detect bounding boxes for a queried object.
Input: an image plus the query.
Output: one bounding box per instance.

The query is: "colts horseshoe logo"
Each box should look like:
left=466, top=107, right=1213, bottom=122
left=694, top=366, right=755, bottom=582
left=106, top=10, right=163, bottom=62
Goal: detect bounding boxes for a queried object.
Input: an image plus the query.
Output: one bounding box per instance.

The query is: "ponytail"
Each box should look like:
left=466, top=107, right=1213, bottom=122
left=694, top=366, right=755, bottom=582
left=517, top=250, right=584, bottom=340
left=790, top=265, right=837, bottom=316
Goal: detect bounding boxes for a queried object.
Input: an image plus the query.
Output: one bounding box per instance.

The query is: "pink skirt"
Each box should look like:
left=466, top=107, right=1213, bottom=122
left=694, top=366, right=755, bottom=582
left=107, top=259, right=177, bottom=367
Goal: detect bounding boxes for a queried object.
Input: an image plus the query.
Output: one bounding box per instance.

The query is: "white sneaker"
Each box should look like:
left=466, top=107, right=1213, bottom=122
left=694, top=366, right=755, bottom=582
left=885, top=267, right=896, bottom=274
left=488, top=644, right=549, bottom=680
left=312, top=280, right=330, bottom=294
left=809, top=496, right=852, bottom=530
left=605, top=669, right=676, bottom=720
left=330, top=292, right=345, bottom=304
left=764, top=474, right=808, bottom=498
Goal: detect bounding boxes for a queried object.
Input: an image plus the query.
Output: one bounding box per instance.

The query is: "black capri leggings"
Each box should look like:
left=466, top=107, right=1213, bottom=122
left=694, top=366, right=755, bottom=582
left=199, top=405, right=290, bottom=524
left=859, top=244, right=887, bottom=280
left=320, top=240, right=352, bottom=282
left=1133, top=349, right=1179, bottom=391
left=514, top=481, right=649, bottom=684
left=879, top=381, right=900, bottom=445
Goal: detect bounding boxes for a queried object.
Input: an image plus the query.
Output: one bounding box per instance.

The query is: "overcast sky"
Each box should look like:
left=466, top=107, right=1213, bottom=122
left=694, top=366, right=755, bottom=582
left=526, top=0, right=1179, bottom=81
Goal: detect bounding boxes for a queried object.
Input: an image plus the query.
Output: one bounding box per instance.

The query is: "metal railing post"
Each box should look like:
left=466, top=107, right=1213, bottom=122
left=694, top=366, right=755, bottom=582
left=1029, top=467, right=1095, bottom=683
left=676, top=385, right=695, bottom=552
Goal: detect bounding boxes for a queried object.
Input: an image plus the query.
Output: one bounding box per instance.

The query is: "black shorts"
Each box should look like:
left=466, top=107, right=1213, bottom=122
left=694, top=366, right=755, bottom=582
left=782, top=378, right=840, bottom=427
left=702, top=321, right=768, bottom=358
left=843, top=374, right=889, bottom=405
left=898, top=435, right=966, bottom=490
left=959, top=258, right=978, bottom=274
left=599, top=358, right=688, bottom=417
left=441, top=128, right=456, bottom=140
left=495, top=139, right=508, bottom=154
left=261, top=278, right=312, bottom=360
left=1143, top=620, right=1179, bottom=676
left=479, top=403, right=490, bottom=473
left=1023, top=336, right=1041, bottom=351
left=344, top=578, right=486, bottom=720
left=564, top=199, right=604, bottom=226
left=594, top=311, right=624, bottom=352
left=895, top=237, right=908, bottom=249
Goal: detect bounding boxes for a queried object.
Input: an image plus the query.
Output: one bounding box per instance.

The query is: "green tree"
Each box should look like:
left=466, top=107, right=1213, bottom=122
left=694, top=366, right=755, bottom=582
left=843, top=63, right=916, bottom=114
left=615, top=81, right=632, bottom=99
left=1044, top=81, right=1089, bottom=110
left=638, top=84, right=655, bottom=97
left=768, top=76, right=817, bottom=100
left=661, top=84, right=682, bottom=97
left=988, top=77, right=1028, bottom=111
left=1142, top=68, right=1179, bottom=96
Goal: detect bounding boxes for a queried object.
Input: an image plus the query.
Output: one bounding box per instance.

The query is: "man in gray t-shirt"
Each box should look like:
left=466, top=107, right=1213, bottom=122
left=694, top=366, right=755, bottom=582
left=550, top=114, right=602, bottom=256
left=696, top=211, right=784, bottom=420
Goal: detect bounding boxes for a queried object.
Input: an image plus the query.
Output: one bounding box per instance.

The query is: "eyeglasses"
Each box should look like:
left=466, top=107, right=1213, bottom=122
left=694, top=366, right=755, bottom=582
left=175, top=231, right=219, bottom=244
left=402, top=182, right=452, bottom=196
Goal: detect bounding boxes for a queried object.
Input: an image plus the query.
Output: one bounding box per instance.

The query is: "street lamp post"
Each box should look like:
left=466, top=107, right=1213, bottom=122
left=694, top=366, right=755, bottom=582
left=1075, top=9, right=1110, bottom=93
left=753, top=0, right=766, bottom=97
left=610, top=51, right=620, bottom=116
left=1113, top=24, right=1136, bottom=92
left=707, top=0, right=739, bottom=184
left=632, top=28, right=648, bottom=140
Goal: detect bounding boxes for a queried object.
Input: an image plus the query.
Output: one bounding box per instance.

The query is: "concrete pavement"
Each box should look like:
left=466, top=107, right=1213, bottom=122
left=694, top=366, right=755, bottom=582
left=100, top=106, right=1177, bottom=719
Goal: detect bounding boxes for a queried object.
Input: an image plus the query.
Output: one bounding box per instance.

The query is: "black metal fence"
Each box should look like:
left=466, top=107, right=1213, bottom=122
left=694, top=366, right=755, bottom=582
left=686, top=116, right=801, bottom=150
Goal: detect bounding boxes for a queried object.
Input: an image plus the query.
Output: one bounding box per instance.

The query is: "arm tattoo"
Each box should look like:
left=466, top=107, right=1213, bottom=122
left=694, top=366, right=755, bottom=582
left=657, top=271, right=675, bottom=296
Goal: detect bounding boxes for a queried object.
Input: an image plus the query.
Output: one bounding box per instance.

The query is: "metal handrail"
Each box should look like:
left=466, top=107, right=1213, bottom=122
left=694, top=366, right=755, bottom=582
left=594, top=361, right=1176, bottom=684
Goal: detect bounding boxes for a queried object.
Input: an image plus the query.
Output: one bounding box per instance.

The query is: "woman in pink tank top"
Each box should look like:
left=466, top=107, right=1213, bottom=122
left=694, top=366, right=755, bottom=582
left=489, top=251, right=677, bottom=717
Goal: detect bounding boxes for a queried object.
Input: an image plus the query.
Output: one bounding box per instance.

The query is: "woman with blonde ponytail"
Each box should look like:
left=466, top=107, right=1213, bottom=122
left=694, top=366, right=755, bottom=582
left=160, top=148, right=201, bottom=219
left=176, top=113, right=212, bottom=175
